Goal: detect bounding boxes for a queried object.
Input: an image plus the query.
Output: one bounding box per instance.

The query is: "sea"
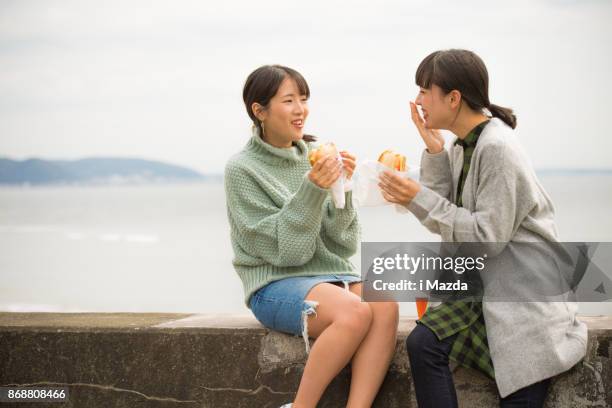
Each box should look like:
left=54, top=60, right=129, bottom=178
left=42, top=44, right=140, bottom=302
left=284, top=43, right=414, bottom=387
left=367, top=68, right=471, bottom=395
left=1, top=174, right=611, bottom=316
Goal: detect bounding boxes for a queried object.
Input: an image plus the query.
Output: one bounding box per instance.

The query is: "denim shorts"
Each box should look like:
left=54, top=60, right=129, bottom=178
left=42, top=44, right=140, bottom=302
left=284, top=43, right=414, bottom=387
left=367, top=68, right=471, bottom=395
left=249, top=274, right=362, bottom=353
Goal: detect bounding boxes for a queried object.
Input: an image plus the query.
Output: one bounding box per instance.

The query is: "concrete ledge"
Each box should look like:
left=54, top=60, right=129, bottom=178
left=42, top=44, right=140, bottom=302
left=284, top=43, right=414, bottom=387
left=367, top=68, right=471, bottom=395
left=0, top=313, right=610, bottom=407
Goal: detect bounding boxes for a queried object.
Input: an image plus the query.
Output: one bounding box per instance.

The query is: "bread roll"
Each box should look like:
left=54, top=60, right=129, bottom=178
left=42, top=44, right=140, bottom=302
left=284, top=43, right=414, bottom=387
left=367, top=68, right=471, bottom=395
left=308, top=142, right=338, bottom=166
left=378, top=149, right=406, bottom=171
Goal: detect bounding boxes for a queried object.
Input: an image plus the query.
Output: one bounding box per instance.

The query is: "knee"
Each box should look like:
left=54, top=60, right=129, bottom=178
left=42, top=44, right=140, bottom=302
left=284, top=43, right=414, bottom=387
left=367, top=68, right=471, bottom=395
left=336, top=300, right=373, bottom=336
left=385, top=301, right=400, bottom=321
left=371, top=301, right=400, bottom=328
left=406, top=324, right=439, bottom=358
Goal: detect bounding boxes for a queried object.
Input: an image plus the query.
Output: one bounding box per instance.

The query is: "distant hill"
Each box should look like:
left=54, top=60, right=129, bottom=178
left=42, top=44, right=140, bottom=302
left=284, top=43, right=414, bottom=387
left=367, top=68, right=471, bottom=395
left=0, top=157, right=214, bottom=186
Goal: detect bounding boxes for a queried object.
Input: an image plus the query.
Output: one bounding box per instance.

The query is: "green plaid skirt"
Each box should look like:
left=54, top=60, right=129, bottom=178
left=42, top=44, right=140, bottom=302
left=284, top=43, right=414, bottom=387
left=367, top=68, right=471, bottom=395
left=418, top=301, right=495, bottom=379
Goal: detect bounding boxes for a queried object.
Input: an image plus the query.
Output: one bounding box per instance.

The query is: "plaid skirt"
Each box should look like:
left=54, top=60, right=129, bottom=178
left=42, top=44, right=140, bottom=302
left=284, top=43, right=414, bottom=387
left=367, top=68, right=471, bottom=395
left=418, top=301, right=495, bottom=379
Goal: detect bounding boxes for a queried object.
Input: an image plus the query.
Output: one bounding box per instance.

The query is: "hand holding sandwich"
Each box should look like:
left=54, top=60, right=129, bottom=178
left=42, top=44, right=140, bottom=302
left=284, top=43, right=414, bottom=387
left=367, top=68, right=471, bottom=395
left=339, top=151, right=356, bottom=180
left=309, top=155, right=343, bottom=189
left=378, top=169, right=421, bottom=206
left=374, top=148, right=420, bottom=205
left=308, top=142, right=357, bottom=189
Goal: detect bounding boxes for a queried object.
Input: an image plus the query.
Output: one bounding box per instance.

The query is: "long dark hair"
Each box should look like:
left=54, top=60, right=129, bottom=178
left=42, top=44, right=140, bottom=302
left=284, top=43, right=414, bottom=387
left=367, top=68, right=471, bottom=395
left=242, top=65, right=316, bottom=142
left=415, top=49, right=517, bottom=129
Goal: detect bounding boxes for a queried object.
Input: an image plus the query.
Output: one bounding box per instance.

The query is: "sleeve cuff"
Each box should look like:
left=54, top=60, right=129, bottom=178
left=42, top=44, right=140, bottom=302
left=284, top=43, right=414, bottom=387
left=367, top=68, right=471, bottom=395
left=421, top=147, right=448, bottom=167
left=325, top=190, right=355, bottom=213
left=296, top=173, right=330, bottom=209
left=405, top=185, right=442, bottom=221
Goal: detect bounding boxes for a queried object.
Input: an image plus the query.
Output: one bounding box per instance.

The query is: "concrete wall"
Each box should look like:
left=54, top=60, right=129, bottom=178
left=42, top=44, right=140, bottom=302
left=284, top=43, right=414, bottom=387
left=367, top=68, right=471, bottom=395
left=0, top=313, right=610, bottom=407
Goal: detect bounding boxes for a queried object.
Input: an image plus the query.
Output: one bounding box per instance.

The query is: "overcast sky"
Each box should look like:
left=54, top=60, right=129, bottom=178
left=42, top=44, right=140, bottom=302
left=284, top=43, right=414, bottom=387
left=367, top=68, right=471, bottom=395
left=1, top=0, right=611, bottom=173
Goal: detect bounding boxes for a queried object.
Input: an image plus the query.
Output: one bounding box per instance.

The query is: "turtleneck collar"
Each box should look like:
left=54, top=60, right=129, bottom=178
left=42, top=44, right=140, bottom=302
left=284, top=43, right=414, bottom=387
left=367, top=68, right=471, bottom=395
left=246, top=126, right=309, bottom=165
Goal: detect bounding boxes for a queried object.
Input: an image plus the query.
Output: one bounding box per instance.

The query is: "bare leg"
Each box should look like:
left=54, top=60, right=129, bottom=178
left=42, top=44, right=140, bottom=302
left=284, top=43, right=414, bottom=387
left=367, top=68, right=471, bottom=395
left=346, top=283, right=399, bottom=408
left=292, top=282, right=372, bottom=408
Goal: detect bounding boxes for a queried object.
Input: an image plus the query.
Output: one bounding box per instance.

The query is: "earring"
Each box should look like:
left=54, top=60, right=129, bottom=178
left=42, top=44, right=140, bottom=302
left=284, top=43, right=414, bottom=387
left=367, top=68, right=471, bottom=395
left=260, top=121, right=265, bottom=137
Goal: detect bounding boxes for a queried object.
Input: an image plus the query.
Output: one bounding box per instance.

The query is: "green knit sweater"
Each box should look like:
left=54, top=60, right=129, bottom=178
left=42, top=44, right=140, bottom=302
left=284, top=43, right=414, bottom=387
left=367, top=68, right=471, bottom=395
left=224, top=131, right=361, bottom=308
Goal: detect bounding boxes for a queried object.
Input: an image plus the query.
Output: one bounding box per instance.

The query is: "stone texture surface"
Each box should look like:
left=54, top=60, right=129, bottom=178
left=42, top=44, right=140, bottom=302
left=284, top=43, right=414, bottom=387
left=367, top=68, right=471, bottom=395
left=0, top=313, right=610, bottom=407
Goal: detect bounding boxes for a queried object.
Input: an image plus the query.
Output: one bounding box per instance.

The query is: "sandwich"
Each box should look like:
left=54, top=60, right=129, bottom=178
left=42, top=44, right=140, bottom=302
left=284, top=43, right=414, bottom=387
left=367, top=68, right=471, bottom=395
left=308, top=142, right=338, bottom=166
left=378, top=149, right=407, bottom=171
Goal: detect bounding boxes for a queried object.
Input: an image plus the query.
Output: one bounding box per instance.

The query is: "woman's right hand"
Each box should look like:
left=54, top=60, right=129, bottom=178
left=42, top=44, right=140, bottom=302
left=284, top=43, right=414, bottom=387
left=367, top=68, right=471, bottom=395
left=410, top=101, right=445, bottom=154
left=309, top=155, right=343, bottom=189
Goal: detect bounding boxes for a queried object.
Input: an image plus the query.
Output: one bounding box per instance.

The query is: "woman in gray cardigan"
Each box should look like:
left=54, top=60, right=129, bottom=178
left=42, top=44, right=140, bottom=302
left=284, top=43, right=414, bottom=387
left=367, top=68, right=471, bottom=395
left=379, top=49, right=587, bottom=407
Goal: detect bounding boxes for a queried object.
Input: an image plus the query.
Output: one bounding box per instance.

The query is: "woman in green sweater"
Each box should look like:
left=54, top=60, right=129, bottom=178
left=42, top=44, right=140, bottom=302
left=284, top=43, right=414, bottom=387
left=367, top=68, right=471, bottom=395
left=224, top=64, right=399, bottom=408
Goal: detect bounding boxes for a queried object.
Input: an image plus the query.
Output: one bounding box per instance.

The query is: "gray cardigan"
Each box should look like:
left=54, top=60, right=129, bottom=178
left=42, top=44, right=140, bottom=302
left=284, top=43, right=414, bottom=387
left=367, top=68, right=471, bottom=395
left=405, top=117, right=588, bottom=397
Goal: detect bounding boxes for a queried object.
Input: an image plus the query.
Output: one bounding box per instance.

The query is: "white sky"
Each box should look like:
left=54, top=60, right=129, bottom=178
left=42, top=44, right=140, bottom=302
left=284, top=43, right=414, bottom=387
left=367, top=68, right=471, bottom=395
left=1, top=0, right=611, bottom=173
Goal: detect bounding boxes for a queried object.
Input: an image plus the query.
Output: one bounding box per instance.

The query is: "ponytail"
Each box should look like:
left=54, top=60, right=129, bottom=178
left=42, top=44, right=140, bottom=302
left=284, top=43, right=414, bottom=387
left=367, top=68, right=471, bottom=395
left=488, top=103, right=517, bottom=129
left=415, top=49, right=519, bottom=130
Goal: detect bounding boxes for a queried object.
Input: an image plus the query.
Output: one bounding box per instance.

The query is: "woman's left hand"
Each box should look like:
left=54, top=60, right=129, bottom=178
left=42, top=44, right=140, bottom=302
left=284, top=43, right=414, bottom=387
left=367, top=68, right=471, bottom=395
left=339, top=151, right=357, bottom=180
left=378, top=170, right=421, bottom=205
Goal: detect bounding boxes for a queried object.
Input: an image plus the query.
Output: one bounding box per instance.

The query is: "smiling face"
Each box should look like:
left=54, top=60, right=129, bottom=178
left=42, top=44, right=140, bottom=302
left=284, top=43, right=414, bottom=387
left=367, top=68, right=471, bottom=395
left=415, top=84, right=457, bottom=130
left=254, top=77, right=309, bottom=147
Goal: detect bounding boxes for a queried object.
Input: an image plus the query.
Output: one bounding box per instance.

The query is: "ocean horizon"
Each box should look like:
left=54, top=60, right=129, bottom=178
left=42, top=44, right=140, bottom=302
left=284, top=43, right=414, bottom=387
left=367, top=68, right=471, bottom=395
left=1, top=173, right=611, bottom=316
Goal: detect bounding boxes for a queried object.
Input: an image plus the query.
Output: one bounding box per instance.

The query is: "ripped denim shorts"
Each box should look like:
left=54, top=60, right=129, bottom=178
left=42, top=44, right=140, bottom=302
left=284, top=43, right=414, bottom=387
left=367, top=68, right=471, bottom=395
left=249, top=274, right=362, bottom=354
